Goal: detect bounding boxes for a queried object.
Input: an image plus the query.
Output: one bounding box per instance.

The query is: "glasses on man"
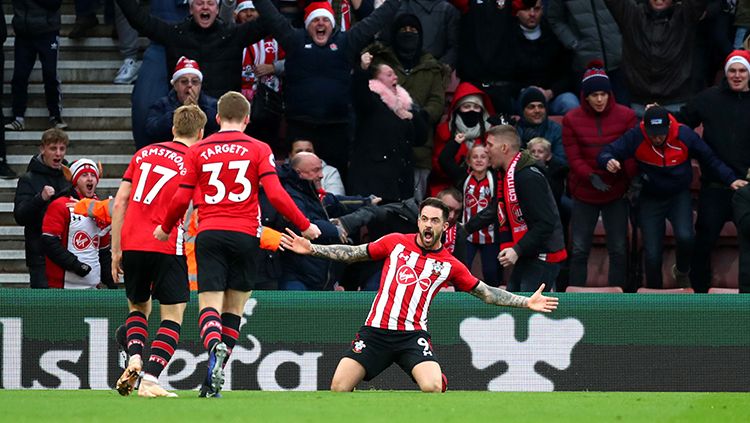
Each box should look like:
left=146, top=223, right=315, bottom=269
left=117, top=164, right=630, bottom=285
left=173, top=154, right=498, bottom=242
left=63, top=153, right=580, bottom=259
left=177, top=78, right=201, bottom=86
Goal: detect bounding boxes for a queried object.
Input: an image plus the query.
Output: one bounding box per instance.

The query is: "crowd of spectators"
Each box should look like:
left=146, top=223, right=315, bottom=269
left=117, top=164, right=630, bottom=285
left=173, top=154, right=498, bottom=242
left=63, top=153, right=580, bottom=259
left=5, top=0, right=750, bottom=292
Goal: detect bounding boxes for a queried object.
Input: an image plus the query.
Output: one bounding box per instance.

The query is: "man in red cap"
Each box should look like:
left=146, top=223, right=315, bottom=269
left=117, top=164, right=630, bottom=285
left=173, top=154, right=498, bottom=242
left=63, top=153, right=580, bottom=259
left=253, top=0, right=401, bottom=183
left=144, top=57, right=220, bottom=146
left=677, top=50, right=750, bottom=292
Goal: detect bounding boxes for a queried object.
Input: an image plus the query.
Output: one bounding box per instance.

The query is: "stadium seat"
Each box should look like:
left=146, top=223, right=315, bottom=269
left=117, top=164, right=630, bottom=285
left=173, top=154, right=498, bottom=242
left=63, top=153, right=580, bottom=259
left=585, top=247, right=611, bottom=287
left=565, top=286, right=624, bottom=293
left=708, top=287, right=739, bottom=294
left=548, top=115, right=564, bottom=125
left=636, top=287, right=695, bottom=294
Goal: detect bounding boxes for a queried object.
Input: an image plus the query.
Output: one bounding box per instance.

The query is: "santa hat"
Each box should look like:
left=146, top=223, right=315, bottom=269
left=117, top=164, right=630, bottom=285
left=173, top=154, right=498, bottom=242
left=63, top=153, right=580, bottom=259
left=171, top=56, right=203, bottom=85
left=304, top=2, right=336, bottom=30
left=581, top=59, right=611, bottom=97
left=724, top=50, right=750, bottom=74
left=235, top=0, right=255, bottom=14
left=70, top=159, right=100, bottom=186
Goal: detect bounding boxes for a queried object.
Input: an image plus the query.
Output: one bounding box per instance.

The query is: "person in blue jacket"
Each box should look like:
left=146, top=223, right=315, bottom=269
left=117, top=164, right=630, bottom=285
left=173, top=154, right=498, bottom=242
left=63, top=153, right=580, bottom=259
left=598, top=106, right=747, bottom=288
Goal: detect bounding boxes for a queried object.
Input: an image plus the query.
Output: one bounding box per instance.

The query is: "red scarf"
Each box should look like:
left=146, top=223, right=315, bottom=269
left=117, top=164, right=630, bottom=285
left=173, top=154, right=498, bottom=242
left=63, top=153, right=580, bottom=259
left=498, top=152, right=567, bottom=263
left=444, top=224, right=457, bottom=253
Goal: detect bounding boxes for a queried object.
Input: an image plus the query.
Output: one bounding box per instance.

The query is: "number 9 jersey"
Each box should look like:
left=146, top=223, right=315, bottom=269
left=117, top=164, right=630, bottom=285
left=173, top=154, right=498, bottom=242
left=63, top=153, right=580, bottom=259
left=161, top=131, right=310, bottom=238
left=122, top=141, right=190, bottom=255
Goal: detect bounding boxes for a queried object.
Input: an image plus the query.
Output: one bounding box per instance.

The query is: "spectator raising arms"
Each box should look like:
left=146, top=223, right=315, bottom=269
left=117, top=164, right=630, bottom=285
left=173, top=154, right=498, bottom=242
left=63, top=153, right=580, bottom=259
left=116, top=0, right=270, bottom=98
left=253, top=0, right=402, bottom=180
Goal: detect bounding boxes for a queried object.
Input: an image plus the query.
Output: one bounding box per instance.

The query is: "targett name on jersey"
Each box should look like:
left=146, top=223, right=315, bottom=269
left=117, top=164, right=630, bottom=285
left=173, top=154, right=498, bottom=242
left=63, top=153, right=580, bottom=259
left=200, top=143, right=249, bottom=160
left=135, top=146, right=186, bottom=172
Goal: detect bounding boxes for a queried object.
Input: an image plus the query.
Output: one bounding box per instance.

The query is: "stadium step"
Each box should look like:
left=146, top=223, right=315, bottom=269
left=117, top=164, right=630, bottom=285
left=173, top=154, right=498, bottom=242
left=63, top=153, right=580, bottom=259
left=1, top=84, right=133, bottom=108
left=2, top=107, right=131, bottom=131
left=5, top=131, right=135, bottom=155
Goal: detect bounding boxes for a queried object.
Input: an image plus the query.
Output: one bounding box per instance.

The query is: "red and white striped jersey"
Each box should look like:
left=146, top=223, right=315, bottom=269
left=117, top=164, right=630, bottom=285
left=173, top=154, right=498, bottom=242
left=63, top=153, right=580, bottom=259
left=365, top=233, right=479, bottom=331
left=240, top=37, right=285, bottom=102
left=463, top=173, right=495, bottom=244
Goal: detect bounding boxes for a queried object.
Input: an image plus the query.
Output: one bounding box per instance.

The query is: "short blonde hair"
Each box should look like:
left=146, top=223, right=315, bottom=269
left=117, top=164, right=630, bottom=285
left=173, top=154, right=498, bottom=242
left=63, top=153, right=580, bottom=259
left=173, top=105, right=207, bottom=138
left=527, top=137, right=552, bottom=152
left=217, top=91, right=250, bottom=123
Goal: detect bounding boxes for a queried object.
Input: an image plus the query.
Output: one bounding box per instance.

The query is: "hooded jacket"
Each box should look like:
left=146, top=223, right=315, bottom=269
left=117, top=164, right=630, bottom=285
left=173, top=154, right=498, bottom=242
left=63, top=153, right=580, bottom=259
left=603, top=0, right=706, bottom=104
left=562, top=87, right=637, bottom=204
left=430, top=82, right=495, bottom=196
left=676, top=79, right=750, bottom=186
left=597, top=114, right=738, bottom=195
left=14, top=155, right=71, bottom=270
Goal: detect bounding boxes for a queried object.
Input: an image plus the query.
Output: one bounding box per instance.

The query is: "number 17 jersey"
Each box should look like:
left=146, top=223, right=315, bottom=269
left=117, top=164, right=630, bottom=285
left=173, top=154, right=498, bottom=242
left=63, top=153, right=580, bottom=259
left=121, top=141, right=189, bottom=255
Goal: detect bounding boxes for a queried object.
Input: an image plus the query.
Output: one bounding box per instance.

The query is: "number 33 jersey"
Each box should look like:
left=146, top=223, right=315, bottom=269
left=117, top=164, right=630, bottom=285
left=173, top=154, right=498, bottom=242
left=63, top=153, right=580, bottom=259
left=122, top=141, right=190, bottom=254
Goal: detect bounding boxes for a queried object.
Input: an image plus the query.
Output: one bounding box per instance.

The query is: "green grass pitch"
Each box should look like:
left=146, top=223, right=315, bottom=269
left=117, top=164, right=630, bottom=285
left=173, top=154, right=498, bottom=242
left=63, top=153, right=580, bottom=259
left=1, top=391, right=749, bottom=423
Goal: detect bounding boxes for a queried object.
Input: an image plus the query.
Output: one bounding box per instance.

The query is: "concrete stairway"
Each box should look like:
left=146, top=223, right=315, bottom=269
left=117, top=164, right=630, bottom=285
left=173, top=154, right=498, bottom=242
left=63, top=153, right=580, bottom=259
left=1, top=8, right=142, bottom=286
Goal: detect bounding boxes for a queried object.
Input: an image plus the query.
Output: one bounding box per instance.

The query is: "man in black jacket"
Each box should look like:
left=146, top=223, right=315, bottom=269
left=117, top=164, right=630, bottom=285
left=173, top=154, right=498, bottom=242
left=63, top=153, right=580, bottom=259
left=733, top=184, right=750, bottom=293
left=677, top=50, right=750, bottom=292
left=466, top=125, right=566, bottom=292
left=116, top=0, right=267, bottom=98
left=13, top=129, right=71, bottom=288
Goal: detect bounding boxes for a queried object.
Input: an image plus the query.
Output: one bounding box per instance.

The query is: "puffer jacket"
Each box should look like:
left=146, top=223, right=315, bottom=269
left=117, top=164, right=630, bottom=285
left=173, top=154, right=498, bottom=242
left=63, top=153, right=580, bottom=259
left=546, top=0, right=622, bottom=73
left=562, top=89, right=637, bottom=204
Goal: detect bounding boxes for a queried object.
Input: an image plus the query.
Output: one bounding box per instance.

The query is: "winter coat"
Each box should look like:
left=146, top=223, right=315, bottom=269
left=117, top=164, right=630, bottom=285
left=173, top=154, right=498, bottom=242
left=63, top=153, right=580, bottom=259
left=11, top=0, right=61, bottom=37
left=603, top=0, right=706, bottom=104
left=116, top=0, right=268, bottom=98
left=430, top=82, right=495, bottom=196
left=255, top=0, right=400, bottom=123
left=366, top=43, right=446, bottom=170
left=562, top=89, right=637, bottom=204
left=13, top=155, right=71, bottom=270
left=546, top=0, right=622, bottom=73
left=144, top=89, right=219, bottom=144
left=394, top=0, right=460, bottom=67
left=676, top=79, right=750, bottom=186
left=510, top=19, right=574, bottom=98
left=598, top=114, right=738, bottom=196
left=737, top=0, right=750, bottom=28
left=348, top=71, right=423, bottom=202
left=454, top=0, right=516, bottom=83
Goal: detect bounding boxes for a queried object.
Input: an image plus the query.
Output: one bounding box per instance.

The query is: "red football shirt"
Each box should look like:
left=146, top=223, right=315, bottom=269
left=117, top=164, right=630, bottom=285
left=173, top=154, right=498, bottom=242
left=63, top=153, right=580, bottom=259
left=365, top=233, right=480, bottom=331
left=161, top=131, right=310, bottom=236
left=121, top=141, right=189, bottom=254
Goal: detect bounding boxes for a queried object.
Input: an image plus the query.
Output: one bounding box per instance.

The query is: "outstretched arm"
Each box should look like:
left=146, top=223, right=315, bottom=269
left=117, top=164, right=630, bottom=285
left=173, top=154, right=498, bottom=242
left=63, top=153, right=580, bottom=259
left=470, top=282, right=558, bottom=312
left=280, top=228, right=371, bottom=263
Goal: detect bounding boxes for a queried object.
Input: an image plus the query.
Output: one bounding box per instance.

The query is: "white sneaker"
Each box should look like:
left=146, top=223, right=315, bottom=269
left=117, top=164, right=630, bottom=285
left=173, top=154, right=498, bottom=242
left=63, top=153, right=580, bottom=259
left=114, top=58, right=141, bottom=84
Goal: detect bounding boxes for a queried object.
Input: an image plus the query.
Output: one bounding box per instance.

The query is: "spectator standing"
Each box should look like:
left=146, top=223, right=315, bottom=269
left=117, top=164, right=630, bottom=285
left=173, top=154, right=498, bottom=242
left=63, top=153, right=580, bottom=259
left=144, top=57, right=220, bottom=145
left=546, top=0, right=628, bottom=105
left=41, top=159, right=113, bottom=289
left=562, top=61, right=637, bottom=288
left=68, top=0, right=99, bottom=39
left=254, top=0, right=402, bottom=180
left=598, top=106, right=746, bottom=288
left=0, top=3, right=15, bottom=178
left=515, top=87, right=566, bottom=164
left=112, top=2, right=142, bottom=84
left=235, top=0, right=286, bottom=152
left=116, top=0, right=269, bottom=99
left=430, top=82, right=494, bottom=196
left=454, top=0, right=516, bottom=114
left=510, top=0, right=578, bottom=116
left=13, top=129, right=71, bottom=288
left=733, top=184, right=750, bottom=293
left=467, top=125, right=567, bottom=291
left=391, top=0, right=460, bottom=68
left=366, top=13, right=446, bottom=201
left=6, top=0, right=67, bottom=131
left=676, top=50, right=750, bottom=292
left=603, top=0, right=706, bottom=116
left=349, top=53, right=425, bottom=202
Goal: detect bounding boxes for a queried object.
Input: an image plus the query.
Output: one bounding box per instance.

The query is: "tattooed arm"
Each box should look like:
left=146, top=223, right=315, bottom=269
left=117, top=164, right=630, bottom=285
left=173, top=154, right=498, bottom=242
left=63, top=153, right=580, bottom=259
left=470, top=282, right=558, bottom=312
left=310, top=243, right=371, bottom=263
left=280, top=228, right=372, bottom=263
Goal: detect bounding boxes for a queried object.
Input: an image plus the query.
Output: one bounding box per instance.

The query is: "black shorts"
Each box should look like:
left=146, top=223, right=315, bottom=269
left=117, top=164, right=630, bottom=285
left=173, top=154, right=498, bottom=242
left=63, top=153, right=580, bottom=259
left=343, top=326, right=437, bottom=381
left=122, top=251, right=189, bottom=305
left=195, top=230, right=260, bottom=293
